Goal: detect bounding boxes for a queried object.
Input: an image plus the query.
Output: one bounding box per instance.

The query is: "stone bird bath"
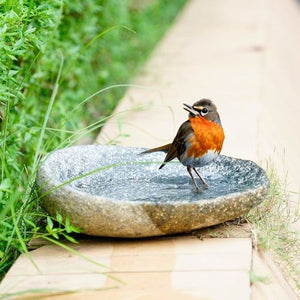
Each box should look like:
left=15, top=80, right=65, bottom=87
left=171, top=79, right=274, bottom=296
left=37, top=145, right=269, bottom=237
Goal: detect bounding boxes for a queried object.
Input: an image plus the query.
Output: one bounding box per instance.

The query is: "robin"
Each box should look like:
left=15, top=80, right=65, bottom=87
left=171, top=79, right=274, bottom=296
left=142, top=99, right=225, bottom=192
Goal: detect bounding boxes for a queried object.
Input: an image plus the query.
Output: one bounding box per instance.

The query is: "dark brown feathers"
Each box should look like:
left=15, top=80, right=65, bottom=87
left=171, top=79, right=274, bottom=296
left=141, top=120, right=193, bottom=169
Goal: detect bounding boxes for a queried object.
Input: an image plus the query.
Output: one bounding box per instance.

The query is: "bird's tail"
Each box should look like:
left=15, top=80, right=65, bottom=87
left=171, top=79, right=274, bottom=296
left=141, top=143, right=171, bottom=154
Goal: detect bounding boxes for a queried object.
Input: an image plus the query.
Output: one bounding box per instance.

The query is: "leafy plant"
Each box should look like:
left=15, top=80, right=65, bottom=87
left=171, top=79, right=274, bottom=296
left=44, top=213, right=81, bottom=243
left=0, top=0, right=187, bottom=280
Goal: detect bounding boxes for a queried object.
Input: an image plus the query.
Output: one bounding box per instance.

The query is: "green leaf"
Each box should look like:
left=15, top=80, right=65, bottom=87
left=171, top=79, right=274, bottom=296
left=0, top=179, right=11, bottom=192
left=24, top=218, right=36, bottom=228
left=13, top=38, right=24, bottom=50
left=46, top=216, right=53, bottom=230
left=0, top=23, right=7, bottom=34
left=8, top=69, right=18, bottom=76
left=69, top=225, right=81, bottom=233
left=56, top=212, right=63, bottom=223
left=62, top=234, right=78, bottom=244
left=65, top=217, right=71, bottom=233
left=24, top=132, right=31, bottom=143
left=7, top=54, right=17, bottom=60
left=25, top=25, right=36, bottom=35
left=46, top=224, right=51, bottom=233
left=52, top=231, right=59, bottom=239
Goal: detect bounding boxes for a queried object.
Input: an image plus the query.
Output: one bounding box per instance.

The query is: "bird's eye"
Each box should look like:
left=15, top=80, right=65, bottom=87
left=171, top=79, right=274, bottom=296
left=200, top=107, right=208, bottom=116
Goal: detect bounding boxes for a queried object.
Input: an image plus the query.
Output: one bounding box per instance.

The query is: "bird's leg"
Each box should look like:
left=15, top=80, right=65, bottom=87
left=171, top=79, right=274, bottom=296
left=187, top=166, right=201, bottom=193
left=193, top=168, right=209, bottom=189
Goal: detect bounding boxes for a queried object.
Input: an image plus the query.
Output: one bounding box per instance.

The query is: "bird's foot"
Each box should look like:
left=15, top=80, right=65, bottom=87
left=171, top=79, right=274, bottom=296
left=194, top=187, right=203, bottom=193
left=202, top=183, right=209, bottom=190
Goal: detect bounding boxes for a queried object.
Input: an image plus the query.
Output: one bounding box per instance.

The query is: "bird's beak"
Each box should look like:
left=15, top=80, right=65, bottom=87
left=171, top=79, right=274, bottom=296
left=183, top=103, right=199, bottom=116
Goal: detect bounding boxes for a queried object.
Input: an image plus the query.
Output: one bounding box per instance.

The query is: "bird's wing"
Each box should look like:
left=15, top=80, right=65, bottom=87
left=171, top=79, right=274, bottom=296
left=159, top=120, right=193, bottom=169
left=173, top=120, right=193, bottom=158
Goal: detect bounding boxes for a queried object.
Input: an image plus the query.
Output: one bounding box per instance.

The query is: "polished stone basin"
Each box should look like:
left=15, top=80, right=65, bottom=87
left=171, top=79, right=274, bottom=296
left=37, top=145, right=269, bottom=237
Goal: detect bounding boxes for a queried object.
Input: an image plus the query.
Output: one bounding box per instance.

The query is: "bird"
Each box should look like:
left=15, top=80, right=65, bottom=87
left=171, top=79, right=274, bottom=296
left=142, top=99, right=225, bottom=192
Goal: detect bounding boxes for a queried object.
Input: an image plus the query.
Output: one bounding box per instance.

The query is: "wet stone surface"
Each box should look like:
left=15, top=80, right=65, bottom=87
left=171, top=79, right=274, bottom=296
left=38, top=145, right=270, bottom=237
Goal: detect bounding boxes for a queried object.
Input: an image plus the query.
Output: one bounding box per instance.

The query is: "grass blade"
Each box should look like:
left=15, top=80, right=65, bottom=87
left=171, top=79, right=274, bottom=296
left=32, top=56, right=64, bottom=173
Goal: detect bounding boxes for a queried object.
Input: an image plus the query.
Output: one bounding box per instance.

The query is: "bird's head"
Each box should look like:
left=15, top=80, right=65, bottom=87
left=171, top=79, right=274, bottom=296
left=183, top=99, right=221, bottom=125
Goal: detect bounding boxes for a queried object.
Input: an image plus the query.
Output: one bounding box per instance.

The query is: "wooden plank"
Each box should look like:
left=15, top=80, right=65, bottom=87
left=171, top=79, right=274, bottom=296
left=0, top=237, right=252, bottom=298
left=4, top=237, right=252, bottom=277
left=3, top=271, right=250, bottom=300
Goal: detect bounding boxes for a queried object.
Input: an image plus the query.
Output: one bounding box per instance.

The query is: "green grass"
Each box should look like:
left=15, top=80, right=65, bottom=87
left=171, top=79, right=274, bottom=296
left=246, top=165, right=300, bottom=293
left=0, top=0, right=187, bottom=280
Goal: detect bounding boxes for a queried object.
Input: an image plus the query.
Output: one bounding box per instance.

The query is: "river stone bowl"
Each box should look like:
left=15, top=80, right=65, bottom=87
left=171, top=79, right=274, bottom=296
left=37, top=145, right=269, bottom=238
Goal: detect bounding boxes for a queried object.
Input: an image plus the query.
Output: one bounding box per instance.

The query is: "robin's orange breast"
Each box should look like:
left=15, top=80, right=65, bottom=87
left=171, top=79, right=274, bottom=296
left=187, top=116, right=225, bottom=158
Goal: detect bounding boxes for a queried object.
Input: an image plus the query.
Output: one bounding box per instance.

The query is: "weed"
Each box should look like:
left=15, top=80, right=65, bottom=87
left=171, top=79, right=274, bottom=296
left=249, top=270, right=271, bottom=284
left=246, top=165, right=300, bottom=292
